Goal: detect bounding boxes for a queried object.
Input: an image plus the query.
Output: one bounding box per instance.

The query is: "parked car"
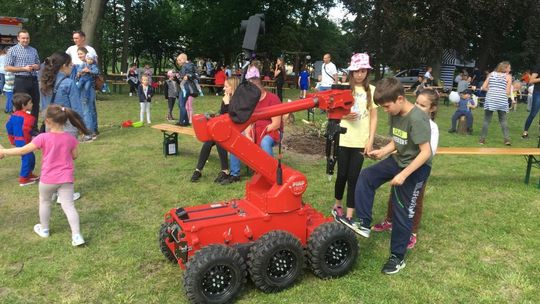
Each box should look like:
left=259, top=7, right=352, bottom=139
left=394, top=68, right=425, bottom=85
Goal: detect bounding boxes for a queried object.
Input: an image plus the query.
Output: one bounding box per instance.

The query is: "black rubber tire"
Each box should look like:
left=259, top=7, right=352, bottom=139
left=159, top=223, right=177, bottom=263
left=184, top=244, right=246, bottom=304
left=247, top=230, right=304, bottom=293
left=307, top=222, right=359, bottom=279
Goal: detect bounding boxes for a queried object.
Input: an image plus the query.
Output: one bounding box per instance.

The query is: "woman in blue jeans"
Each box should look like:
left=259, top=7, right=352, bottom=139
left=522, top=66, right=540, bottom=139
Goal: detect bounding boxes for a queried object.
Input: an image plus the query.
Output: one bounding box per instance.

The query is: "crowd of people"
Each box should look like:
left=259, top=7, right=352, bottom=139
left=1, top=29, right=539, bottom=277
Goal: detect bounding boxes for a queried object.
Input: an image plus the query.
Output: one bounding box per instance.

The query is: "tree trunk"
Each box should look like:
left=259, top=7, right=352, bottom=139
left=120, top=0, right=132, bottom=73
left=81, top=0, right=106, bottom=46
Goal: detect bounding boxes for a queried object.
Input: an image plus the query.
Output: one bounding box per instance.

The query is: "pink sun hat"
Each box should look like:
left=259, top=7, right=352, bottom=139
left=347, top=53, right=372, bottom=71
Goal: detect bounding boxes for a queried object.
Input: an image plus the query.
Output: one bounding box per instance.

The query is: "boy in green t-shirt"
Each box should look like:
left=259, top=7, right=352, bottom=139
left=339, top=77, right=432, bottom=275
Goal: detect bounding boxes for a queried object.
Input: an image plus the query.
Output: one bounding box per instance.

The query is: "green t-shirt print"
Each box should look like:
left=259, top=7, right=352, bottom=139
left=389, top=106, right=431, bottom=168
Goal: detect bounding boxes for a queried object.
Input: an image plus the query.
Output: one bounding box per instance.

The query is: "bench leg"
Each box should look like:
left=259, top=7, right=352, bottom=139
left=524, top=155, right=533, bottom=184
left=163, top=131, right=179, bottom=157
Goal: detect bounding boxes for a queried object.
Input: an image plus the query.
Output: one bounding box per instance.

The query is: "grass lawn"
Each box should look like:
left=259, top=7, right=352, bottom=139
left=0, top=87, right=539, bottom=304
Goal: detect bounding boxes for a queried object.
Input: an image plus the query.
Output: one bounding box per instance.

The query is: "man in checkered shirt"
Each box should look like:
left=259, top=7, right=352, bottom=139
left=5, top=30, right=41, bottom=128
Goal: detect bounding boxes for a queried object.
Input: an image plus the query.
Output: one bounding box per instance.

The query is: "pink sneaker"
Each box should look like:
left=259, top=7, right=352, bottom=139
left=331, top=205, right=344, bottom=221
left=407, top=233, right=417, bottom=249
left=372, top=219, right=392, bottom=232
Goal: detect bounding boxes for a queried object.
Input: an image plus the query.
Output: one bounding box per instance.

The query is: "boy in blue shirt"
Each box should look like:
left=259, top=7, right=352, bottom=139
left=448, top=89, right=476, bottom=135
left=340, top=77, right=432, bottom=275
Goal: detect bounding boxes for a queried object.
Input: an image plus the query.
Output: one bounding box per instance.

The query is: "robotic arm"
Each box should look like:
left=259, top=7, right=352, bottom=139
left=191, top=89, right=353, bottom=213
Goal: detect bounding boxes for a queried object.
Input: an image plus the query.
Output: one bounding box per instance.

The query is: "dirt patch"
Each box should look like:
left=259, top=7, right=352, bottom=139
left=283, top=127, right=391, bottom=157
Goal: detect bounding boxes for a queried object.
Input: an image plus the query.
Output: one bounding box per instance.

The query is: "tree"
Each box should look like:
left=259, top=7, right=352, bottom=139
left=81, top=0, right=107, bottom=45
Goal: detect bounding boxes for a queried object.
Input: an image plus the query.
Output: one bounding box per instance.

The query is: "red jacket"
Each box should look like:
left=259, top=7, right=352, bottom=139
left=214, top=70, right=226, bottom=86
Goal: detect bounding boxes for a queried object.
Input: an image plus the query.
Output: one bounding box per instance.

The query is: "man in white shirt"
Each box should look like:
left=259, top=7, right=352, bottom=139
left=318, top=53, right=337, bottom=91
left=65, top=31, right=98, bottom=65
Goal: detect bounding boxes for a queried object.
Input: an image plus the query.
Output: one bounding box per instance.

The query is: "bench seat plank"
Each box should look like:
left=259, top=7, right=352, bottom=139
left=437, top=147, right=540, bottom=155
left=151, top=124, right=195, bottom=136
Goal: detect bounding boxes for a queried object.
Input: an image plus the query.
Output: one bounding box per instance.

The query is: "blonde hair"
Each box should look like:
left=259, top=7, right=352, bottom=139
left=225, top=77, right=240, bottom=95
left=495, top=61, right=511, bottom=73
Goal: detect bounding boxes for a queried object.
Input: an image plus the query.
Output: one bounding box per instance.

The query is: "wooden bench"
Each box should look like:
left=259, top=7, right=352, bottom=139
left=151, top=123, right=195, bottom=156
left=437, top=145, right=540, bottom=188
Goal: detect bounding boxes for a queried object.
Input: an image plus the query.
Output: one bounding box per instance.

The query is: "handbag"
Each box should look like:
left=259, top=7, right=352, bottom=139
left=94, top=75, right=105, bottom=90
left=228, top=81, right=261, bottom=123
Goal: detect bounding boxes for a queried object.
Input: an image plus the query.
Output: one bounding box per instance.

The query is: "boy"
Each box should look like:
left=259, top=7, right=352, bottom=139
left=5, top=93, right=39, bottom=186
left=448, top=89, right=476, bottom=135
left=3, top=71, right=14, bottom=113
left=340, top=77, right=432, bottom=275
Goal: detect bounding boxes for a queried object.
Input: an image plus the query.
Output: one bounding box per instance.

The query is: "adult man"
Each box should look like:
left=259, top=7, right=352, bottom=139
left=318, top=53, right=338, bottom=91
left=66, top=31, right=98, bottom=65
left=5, top=30, right=41, bottom=127
left=176, top=53, right=197, bottom=126
left=222, top=77, right=282, bottom=185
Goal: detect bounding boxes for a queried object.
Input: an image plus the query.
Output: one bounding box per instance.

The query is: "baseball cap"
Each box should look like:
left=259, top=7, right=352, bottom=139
left=347, top=53, right=372, bottom=71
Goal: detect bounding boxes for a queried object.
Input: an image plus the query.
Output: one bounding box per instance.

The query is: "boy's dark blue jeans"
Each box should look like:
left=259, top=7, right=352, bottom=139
left=355, top=156, right=431, bottom=259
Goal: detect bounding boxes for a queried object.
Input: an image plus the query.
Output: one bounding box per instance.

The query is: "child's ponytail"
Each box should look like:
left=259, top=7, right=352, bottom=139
left=45, top=105, right=91, bottom=135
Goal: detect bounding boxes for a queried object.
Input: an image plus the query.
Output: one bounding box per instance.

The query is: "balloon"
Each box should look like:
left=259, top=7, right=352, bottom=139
left=449, top=91, right=460, bottom=103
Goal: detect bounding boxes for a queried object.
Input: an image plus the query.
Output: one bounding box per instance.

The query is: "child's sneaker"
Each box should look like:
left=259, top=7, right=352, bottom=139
left=331, top=205, right=344, bottom=221
left=55, top=192, right=81, bottom=204
left=407, top=233, right=417, bottom=249
left=33, top=224, right=49, bottom=238
left=19, top=177, right=37, bottom=187
left=191, top=170, right=202, bottom=182
left=72, top=234, right=86, bottom=246
left=381, top=254, right=406, bottom=275
left=372, top=219, right=392, bottom=232
left=339, top=217, right=370, bottom=238
left=28, top=173, right=40, bottom=181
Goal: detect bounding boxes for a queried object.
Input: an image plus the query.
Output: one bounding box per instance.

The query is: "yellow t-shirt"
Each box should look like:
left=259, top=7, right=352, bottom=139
left=339, top=84, right=377, bottom=148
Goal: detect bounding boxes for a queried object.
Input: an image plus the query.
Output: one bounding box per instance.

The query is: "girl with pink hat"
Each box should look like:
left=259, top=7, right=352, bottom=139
left=332, top=53, right=379, bottom=225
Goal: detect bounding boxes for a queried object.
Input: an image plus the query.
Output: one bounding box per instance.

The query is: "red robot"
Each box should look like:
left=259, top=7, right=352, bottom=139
left=159, top=89, right=357, bottom=303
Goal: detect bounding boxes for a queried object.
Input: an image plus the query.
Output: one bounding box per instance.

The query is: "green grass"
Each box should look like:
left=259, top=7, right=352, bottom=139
left=0, top=89, right=539, bottom=304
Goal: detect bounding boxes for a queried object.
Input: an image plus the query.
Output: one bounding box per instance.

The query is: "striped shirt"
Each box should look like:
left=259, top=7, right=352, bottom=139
left=5, top=44, right=40, bottom=77
left=3, top=72, right=15, bottom=92
left=484, top=72, right=509, bottom=112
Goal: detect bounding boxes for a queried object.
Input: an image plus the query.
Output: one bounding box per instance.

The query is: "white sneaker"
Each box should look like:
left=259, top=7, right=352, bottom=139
left=34, top=224, right=50, bottom=238
left=72, top=234, right=85, bottom=246
left=129, top=92, right=133, bottom=97
left=56, top=192, right=81, bottom=204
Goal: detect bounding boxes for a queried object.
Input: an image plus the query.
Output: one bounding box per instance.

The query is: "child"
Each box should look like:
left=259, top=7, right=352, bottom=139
left=0, top=104, right=90, bottom=246
left=5, top=93, right=39, bottom=186
left=448, top=89, right=476, bottom=134
left=3, top=70, right=14, bottom=113
left=509, top=80, right=522, bottom=112
left=331, top=53, right=378, bottom=224
left=76, top=53, right=99, bottom=100
left=372, top=89, right=440, bottom=249
left=138, top=75, right=153, bottom=124
left=340, top=77, right=432, bottom=275
left=164, top=70, right=178, bottom=121
left=297, top=64, right=310, bottom=98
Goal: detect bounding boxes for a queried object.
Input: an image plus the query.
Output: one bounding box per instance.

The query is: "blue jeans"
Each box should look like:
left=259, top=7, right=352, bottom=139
left=355, top=157, right=431, bottom=259
left=229, top=135, right=276, bottom=177
left=4, top=91, right=13, bottom=113
left=178, top=93, right=188, bottom=124
left=524, top=92, right=540, bottom=132
left=82, top=88, right=97, bottom=133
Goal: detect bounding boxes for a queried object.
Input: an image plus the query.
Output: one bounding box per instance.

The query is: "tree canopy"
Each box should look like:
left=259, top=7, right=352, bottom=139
left=2, top=0, right=538, bottom=76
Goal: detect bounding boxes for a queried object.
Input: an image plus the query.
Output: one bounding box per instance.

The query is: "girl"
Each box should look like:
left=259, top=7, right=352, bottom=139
left=0, top=104, right=90, bottom=246
left=297, top=64, right=310, bottom=99
left=372, top=89, right=440, bottom=249
left=274, top=57, right=285, bottom=101
left=332, top=53, right=378, bottom=225
left=479, top=61, right=512, bottom=145
left=164, top=70, right=178, bottom=121
left=191, top=77, right=240, bottom=183
left=137, top=75, right=153, bottom=124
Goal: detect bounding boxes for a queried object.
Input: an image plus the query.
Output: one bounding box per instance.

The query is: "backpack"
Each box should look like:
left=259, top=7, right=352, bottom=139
left=228, top=81, right=261, bottom=123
